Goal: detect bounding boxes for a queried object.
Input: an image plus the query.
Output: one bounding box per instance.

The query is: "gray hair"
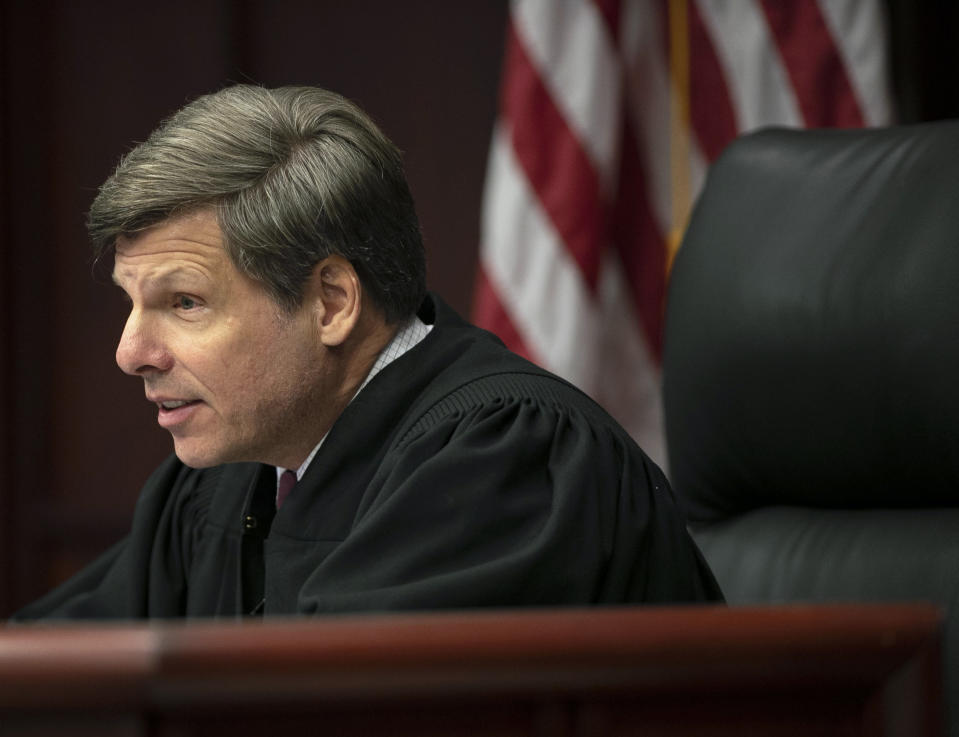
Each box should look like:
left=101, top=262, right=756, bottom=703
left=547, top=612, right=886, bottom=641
left=88, top=84, right=426, bottom=322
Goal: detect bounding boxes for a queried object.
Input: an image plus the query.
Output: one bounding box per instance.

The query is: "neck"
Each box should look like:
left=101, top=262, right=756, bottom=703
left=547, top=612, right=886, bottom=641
left=276, top=312, right=398, bottom=471
left=333, top=311, right=399, bottom=405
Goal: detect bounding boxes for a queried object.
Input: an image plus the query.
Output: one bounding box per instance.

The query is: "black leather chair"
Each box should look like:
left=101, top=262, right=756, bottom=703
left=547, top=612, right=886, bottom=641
left=663, top=122, right=959, bottom=734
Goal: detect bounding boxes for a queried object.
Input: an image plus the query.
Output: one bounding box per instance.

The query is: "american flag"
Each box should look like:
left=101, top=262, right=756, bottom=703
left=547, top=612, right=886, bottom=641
left=472, top=0, right=893, bottom=469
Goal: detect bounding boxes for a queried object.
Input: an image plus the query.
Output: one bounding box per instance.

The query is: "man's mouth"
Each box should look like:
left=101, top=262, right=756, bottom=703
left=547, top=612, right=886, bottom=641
left=159, top=399, right=199, bottom=410
left=154, top=398, right=204, bottom=430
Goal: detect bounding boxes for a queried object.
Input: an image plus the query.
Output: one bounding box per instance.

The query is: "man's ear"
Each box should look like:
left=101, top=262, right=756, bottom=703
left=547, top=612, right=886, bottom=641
left=306, top=255, right=362, bottom=347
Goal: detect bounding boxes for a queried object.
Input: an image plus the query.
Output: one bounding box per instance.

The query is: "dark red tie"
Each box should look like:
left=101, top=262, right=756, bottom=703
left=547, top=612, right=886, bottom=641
left=277, top=469, right=297, bottom=509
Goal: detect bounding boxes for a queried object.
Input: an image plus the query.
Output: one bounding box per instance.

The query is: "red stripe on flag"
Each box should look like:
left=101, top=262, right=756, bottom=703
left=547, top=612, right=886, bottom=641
left=591, top=0, right=621, bottom=40
left=471, top=266, right=538, bottom=363
left=759, top=0, right=865, bottom=127
left=611, top=117, right=668, bottom=361
left=688, top=0, right=739, bottom=161
left=502, top=21, right=607, bottom=291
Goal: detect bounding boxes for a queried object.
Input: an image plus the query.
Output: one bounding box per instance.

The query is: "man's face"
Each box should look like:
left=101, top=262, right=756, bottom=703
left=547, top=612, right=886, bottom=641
left=112, top=210, right=327, bottom=469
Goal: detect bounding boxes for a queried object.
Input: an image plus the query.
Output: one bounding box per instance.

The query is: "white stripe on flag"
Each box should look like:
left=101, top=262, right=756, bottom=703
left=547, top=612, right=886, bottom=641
left=695, top=0, right=803, bottom=130
left=481, top=123, right=599, bottom=388
left=513, top=0, right=622, bottom=191
left=818, top=0, right=894, bottom=126
left=595, top=253, right=666, bottom=467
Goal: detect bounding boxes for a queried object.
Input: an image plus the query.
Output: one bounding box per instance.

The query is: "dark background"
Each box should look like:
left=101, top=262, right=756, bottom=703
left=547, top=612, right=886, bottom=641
left=1, top=0, right=956, bottom=616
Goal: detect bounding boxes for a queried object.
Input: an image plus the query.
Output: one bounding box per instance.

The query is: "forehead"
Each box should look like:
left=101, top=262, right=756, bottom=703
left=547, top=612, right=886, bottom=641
left=112, top=211, right=230, bottom=285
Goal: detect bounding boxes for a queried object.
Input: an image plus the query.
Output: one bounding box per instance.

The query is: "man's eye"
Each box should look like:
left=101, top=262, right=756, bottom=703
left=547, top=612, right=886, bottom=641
left=175, top=295, right=198, bottom=310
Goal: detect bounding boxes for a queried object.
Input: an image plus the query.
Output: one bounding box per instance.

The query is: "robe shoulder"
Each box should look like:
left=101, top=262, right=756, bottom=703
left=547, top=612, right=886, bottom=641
left=269, top=365, right=722, bottom=612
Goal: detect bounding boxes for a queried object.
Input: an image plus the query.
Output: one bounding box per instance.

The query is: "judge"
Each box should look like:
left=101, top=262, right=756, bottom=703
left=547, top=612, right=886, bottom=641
left=16, top=85, right=720, bottom=619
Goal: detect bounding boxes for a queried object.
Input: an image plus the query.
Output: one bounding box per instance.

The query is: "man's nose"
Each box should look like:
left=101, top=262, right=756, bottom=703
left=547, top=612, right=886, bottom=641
left=115, top=311, right=173, bottom=376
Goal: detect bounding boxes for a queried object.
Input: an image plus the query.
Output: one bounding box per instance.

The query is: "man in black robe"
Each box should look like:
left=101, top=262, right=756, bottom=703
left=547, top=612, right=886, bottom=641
left=15, top=85, right=720, bottom=619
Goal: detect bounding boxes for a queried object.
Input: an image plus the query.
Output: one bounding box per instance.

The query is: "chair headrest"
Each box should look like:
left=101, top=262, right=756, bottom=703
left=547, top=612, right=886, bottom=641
left=663, top=123, right=959, bottom=522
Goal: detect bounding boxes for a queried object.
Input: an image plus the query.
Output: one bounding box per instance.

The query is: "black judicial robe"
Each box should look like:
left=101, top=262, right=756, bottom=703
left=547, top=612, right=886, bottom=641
left=15, top=295, right=721, bottom=619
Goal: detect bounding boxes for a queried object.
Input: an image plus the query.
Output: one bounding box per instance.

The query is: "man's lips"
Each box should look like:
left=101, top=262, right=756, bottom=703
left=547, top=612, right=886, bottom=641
left=150, top=397, right=204, bottom=429
left=157, top=399, right=199, bottom=410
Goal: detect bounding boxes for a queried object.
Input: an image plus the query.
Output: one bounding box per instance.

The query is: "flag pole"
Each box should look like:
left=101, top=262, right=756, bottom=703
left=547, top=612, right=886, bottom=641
left=667, top=0, right=691, bottom=274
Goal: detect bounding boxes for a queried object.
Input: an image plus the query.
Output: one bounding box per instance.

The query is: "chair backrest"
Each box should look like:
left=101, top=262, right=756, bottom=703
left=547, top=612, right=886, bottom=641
left=663, top=122, right=959, bottom=734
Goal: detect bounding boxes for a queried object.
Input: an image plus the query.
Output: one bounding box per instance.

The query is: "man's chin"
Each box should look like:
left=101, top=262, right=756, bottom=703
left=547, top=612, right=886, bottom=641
left=174, top=453, right=222, bottom=469
left=172, top=439, right=228, bottom=469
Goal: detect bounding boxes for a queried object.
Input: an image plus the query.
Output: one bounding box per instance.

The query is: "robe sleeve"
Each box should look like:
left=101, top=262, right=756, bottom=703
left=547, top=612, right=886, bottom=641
left=292, top=376, right=722, bottom=613
left=10, top=455, right=203, bottom=620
